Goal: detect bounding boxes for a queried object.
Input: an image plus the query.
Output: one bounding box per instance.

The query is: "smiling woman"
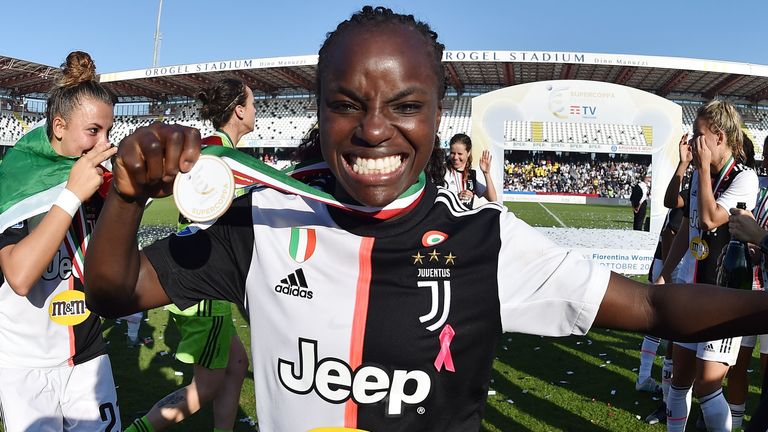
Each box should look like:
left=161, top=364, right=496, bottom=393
left=84, top=6, right=768, bottom=432
left=0, top=51, right=120, bottom=431
left=314, top=12, right=445, bottom=208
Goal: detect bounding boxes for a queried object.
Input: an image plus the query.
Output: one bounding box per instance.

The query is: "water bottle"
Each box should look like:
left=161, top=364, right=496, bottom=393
left=716, top=202, right=753, bottom=289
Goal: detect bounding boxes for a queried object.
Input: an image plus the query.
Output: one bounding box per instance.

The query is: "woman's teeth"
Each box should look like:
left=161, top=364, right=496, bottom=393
left=351, top=155, right=402, bottom=175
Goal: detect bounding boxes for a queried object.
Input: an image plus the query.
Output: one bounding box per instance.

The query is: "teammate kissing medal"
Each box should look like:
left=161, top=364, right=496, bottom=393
left=173, top=155, right=235, bottom=222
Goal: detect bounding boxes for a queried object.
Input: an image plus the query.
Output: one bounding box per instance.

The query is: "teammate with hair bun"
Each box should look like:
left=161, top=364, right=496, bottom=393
left=125, top=78, right=252, bottom=432
left=85, top=6, right=768, bottom=431
left=0, top=51, right=119, bottom=431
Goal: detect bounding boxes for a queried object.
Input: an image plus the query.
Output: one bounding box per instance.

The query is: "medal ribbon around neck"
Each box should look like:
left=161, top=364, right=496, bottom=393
left=711, top=155, right=736, bottom=200
left=62, top=205, right=90, bottom=281
left=199, top=146, right=425, bottom=220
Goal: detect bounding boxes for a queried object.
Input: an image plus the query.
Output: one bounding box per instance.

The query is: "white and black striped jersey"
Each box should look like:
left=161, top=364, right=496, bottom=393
left=0, top=197, right=107, bottom=368
left=144, top=182, right=610, bottom=431
left=679, top=165, right=758, bottom=284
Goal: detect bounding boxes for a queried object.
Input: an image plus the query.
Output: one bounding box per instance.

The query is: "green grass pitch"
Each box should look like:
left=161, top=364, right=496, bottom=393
left=2, top=200, right=765, bottom=431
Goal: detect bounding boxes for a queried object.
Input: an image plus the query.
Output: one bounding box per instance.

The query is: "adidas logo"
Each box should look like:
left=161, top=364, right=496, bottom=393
left=704, top=343, right=715, bottom=352
left=274, top=268, right=313, bottom=299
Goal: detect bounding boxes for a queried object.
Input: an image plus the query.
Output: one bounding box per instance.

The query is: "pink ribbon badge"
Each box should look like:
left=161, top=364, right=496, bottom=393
left=434, top=324, right=456, bottom=373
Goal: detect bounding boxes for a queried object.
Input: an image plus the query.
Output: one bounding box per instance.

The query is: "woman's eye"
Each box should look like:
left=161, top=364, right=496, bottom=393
left=396, top=103, right=421, bottom=113
left=330, top=102, right=358, bottom=112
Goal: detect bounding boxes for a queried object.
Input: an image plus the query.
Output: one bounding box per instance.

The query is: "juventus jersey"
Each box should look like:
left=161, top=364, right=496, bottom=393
left=0, top=196, right=107, bottom=368
left=679, top=163, right=758, bottom=284
left=144, top=182, right=610, bottom=431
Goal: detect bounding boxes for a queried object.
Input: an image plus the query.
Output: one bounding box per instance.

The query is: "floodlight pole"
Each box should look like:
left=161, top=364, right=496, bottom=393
left=152, top=0, right=164, bottom=67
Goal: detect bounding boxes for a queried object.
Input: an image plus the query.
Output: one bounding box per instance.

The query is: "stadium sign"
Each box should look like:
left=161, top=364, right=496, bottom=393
left=100, top=55, right=318, bottom=82
left=577, top=248, right=654, bottom=275
left=443, top=51, right=586, bottom=63
left=98, top=51, right=768, bottom=83
left=442, top=51, right=768, bottom=77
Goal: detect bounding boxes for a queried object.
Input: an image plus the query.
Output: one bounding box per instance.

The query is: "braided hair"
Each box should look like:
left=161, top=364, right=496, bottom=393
left=316, top=6, right=447, bottom=101
left=296, top=6, right=447, bottom=162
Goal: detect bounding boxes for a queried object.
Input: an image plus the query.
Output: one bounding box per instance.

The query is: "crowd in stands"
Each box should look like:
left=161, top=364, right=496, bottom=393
left=503, top=155, right=649, bottom=198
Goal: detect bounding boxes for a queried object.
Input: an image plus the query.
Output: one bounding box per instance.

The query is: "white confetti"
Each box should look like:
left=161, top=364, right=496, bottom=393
left=636, top=415, right=641, bottom=420
left=506, top=399, right=514, bottom=404
left=174, top=371, right=184, bottom=376
left=488, top=390, right=497, bottom=396
left=610, top=389, right=616, bottom=395
left=566, top=371, right=574, bottom=375
left=522, top=389, right=529, bottom=394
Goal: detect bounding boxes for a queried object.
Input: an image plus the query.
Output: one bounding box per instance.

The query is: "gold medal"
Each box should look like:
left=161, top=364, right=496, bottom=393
left=690, top=236, right=709, bottom=260
left=173, top=155, right=235, bottom=222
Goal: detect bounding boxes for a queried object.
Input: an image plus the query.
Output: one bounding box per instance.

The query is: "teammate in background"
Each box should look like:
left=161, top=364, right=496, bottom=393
left=85, top=7, right=768, bottom=431
left=656, top=102, right=759, bottom=432
left=0, top=51, right=120, bottom=431
left=631, top=172, right=651, bottom=231
left=726, top=134, right=768, bottom=430
left=124, top=78, right=250, bottom=432
left=640, top=133, right=693, bottom=425
left=444, top=133, right=497, bottom=206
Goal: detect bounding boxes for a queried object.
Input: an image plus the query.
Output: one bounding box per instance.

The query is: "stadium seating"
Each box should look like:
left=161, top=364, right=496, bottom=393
left=2, top=99, right=767, bottom=160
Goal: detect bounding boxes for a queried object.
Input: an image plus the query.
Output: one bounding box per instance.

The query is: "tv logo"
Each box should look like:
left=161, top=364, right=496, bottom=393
left=569, top=105, right=597, bottom=118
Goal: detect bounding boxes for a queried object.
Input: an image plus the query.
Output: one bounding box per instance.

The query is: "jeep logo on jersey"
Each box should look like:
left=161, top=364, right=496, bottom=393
left=49, top=290, right=90, bottom=326
left=289, top=227, right=316, bottom=263
left=421, top=230, right=448, bottom=247
left=278, top=338, right=432, bottom=416
left=42, top=250, right=73, bottom=281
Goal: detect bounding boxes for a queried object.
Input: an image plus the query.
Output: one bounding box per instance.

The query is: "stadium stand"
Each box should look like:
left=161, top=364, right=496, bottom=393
left=504, top=121, right=648, bottom=146
left=4, top=97, right=766, bottom=152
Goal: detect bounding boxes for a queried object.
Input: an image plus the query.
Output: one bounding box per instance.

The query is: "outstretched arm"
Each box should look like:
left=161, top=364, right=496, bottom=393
left=595, top=272, right=768, bottom=341
left=85, top=123, right=201, bottom=318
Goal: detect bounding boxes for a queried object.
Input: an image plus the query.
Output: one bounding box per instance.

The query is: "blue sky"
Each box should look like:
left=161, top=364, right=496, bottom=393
left=3, top=0, right=767, bottom=73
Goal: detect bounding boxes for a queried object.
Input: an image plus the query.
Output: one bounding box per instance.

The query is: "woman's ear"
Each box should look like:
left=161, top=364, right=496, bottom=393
left=52, top=115, right=66, bottom=141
